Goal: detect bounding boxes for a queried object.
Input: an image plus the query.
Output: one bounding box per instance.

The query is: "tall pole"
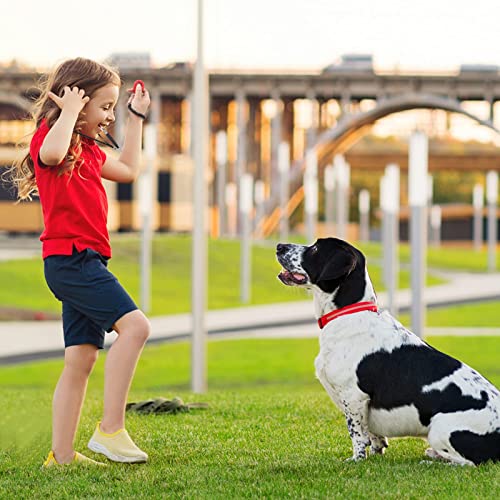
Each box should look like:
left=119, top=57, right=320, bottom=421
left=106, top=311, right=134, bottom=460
left=235, top=88, right=247, bottom=235
left=430, top=205, right=442, bottom=247
left=254, top=180, right=265, bottom=239
left=324, top=164, right=335, bottom=236
left=305, top=150, right=318, bottom=242
left=358, top=189, right=370, bottom=242
left=240, top=174, right=253, bottom=303
left=191, top=0, right=208, bottom=393
left=409, top=131, right=428, bottom=338
left=304, top=174, right=318, bottom=243
left=486, top=171, right=498, bottom=272
left=215, top=131, right=227, bottom=238
left=473, top=184, right=484, bottom=251
left=139, top=124, right=156, bottom=313
left=382, top=164, right=400, bottom=316
left=334, top=155, right=348, bottom=239
left=427, top=174, right=433, bottom=243
left=278, top=142, right=290, bottom=240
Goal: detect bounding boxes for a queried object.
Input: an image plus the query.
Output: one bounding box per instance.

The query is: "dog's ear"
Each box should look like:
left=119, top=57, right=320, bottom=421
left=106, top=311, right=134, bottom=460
left=317, top=248, right=357, bottom=282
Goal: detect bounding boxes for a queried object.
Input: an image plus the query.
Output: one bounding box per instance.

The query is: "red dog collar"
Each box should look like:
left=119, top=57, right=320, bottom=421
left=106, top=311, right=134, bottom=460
left=318, top=301, right=378, bottom=329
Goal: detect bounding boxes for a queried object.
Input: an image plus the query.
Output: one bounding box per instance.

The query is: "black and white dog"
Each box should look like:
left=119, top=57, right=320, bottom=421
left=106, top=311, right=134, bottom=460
left=276, top=237, right=500, bottom=465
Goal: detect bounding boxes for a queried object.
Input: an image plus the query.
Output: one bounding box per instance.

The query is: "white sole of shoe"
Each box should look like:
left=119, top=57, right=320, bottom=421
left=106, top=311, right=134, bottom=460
left=88, top=439, right=148, bottom=463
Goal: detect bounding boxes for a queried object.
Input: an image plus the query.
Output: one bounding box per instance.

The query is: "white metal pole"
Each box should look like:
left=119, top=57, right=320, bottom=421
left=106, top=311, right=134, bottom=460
left=225, top=183, right=237, bottom=238
left=334, top=155, right=347, bottom=239
left=473, top=184, right=484, bottom=251
left=278, top=141, right=290, bottom=241
left=235, top=88, right=247, bottom=236
left=240, top=174, right=253, bottom=303
left=427, top=174, right=433, bottom=243
left=380, top=174, right=389, bottom=287
left=383, top=164, right=400, bottom=316
left=430, top=205, right=442, bottom=247
left=254, top=180, right=265, bottom=239
left=344, top=160, right=351, bottom=238
left=486, top=171, right=498, bottom=272
left=191, top=0, right=208, bottom=393
left=270, top=90, right=282, bottom=199
left=358, top=189, right=370, bottom=242
left=305, top=150, right=318, bottom=242
left=409, top=131, right=428, bottom=338
left=215, top=131, right=227, bottom=238
left=139, top=124, right=156, bottom=313
left=324, top=164, right=335, bottom=236
left=304, top=174, right=318, bottom=243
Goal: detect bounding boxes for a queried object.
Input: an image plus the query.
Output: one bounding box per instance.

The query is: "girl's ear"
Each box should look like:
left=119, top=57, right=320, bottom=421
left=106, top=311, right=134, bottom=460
left=317, top=249, right=357, bottom=282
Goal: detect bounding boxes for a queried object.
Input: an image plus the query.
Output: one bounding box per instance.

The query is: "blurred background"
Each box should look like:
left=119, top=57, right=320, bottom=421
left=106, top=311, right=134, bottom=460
left=1, top=3, right=500, bottom=491
left=1, top=0, right=500, bottom=240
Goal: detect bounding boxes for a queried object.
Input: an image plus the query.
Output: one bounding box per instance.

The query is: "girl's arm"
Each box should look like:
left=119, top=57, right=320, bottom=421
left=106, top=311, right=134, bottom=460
left=101, top=85, right=151, bottom=183
left=40, top=87, right=89, bottom=165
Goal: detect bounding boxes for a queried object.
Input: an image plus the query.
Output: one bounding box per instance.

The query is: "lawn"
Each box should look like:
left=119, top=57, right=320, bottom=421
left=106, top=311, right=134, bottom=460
left=358, top=241, right=497, bottom=272
left=0, top=235, right=443, bottom=317
left=399, top=300, right=500, bottom=328
left=0, top=336, right=499, bottom=498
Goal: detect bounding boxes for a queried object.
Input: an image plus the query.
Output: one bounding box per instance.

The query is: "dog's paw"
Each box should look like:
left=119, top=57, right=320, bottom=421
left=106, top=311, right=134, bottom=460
left=425, top=448, right=444, bottom=460
left=369, top=445, right=386, bottom=455
left=345, top=455, right=366, bottom=463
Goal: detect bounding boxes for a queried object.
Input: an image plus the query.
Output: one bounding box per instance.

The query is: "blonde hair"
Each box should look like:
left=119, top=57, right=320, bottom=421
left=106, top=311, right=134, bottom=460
left=6, top=57, right=121, bottom=200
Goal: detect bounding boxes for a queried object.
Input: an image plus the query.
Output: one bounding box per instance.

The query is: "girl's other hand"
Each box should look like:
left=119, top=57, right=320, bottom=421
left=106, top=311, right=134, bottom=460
left=127, top=83, right=150, bottom=116
left=48, top=86, right=90, bottom=115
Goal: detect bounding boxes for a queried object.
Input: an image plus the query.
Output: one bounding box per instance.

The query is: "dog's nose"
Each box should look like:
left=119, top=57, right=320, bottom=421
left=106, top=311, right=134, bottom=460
left=276, top=243, right=287, bottom=255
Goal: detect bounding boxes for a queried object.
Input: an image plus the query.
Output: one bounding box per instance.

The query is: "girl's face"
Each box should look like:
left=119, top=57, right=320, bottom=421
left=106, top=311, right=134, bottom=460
left=81, top=83, right=119, bottom=137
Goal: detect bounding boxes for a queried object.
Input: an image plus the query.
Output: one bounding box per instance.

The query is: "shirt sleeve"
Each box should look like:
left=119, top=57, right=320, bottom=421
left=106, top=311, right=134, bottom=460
left=29, top=121, right=49, bottom=168
left=30, top=120, right=64, bottom=169
left=97, top=145, right=107, bottom=167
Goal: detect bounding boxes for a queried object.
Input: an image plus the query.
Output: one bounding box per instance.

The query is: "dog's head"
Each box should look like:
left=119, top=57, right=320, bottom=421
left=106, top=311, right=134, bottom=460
left=276, top=238, right=372, bottom=309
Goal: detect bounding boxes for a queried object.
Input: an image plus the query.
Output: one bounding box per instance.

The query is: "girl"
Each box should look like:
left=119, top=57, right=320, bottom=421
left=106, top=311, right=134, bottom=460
left=9, top=57, right=151, bottom=466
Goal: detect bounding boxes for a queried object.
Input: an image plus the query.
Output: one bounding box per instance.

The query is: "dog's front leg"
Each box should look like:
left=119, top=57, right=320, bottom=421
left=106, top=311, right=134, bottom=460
left=341, top=396, right=371, bottom=461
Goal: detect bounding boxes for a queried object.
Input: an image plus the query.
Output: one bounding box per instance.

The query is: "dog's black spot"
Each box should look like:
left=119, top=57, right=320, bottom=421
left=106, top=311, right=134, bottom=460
left=301, top=238, right=368, bottom=308
left=449, top=429, right=500, bottom=465
left=356, top=345, right=489, bottom=426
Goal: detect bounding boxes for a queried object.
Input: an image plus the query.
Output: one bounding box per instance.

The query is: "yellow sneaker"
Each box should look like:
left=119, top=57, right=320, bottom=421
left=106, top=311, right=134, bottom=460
left=42, top=450, right=107, bottom=468
left=87, top=422, right=148, bottom=463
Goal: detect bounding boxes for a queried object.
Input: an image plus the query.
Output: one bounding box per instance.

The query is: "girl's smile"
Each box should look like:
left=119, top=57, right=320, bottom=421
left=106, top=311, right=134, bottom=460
left=81, top=83, right=119, bottom=138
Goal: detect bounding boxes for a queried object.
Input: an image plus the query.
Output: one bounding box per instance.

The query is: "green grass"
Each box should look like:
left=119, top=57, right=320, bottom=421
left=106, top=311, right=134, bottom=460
left=398, top=299, right=500, bottom=328
left=0, top=235, right=443, bottom=316
left=359, top=241, right=496, bottom=272
left=0, top=336, right=498, bottom=498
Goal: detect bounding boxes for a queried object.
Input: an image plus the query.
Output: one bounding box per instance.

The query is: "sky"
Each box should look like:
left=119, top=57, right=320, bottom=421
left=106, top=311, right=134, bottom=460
left=3, top=0, right=500, bottom=71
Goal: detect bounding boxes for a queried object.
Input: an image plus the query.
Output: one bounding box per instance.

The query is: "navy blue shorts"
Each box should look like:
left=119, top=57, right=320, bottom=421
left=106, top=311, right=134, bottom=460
left=44, top=247, right=138, bottom=349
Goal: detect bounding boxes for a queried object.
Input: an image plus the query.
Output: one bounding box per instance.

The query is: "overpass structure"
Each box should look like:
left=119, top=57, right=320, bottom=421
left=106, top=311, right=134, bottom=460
left=1, top=64, right=500, bottom=233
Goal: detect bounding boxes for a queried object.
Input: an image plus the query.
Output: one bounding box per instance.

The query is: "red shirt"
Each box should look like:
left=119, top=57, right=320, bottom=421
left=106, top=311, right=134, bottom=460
left=31, top=119, right=112, bottom=259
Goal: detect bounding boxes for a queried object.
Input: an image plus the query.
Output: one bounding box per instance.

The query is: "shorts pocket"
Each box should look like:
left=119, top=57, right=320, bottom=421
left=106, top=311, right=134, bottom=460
left=81, top=249, right=109, bottom=280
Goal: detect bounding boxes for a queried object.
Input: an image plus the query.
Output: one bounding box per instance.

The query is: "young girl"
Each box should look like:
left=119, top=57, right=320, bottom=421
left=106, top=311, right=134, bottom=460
left=9, top=57, right=151, bottom=466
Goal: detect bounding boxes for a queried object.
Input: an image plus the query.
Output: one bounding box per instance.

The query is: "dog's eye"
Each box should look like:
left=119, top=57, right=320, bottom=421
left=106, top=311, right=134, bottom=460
left=310, top=245, right=318, bottom=254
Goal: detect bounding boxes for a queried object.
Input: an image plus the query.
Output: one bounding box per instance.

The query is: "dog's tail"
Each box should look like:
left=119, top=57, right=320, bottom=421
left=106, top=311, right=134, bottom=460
left=449, top=429, right=500, bottom=465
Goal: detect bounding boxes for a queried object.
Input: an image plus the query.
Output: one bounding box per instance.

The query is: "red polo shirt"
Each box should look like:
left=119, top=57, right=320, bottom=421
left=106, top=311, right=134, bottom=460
left=31, top=119, right=112, bottom=259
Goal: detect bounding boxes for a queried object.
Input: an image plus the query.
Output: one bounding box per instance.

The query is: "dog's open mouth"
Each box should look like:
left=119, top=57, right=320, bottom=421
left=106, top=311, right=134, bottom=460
left=278, top=269, right=308, bottom=286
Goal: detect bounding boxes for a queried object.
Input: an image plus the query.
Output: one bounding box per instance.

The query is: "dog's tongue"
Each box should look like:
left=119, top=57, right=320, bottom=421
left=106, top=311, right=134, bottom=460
left=293, top=273, right=304, bottom=280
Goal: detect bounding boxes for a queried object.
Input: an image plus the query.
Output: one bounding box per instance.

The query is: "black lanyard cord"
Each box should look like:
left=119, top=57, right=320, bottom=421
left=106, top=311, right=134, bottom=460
left=76, top=129, right=120, bottom=150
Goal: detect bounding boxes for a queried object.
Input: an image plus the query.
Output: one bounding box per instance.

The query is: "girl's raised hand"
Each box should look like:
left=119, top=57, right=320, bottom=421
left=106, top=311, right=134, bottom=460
left=48, top=86, right=90, bottom=115
left=127, top=82, right=150, bottom=116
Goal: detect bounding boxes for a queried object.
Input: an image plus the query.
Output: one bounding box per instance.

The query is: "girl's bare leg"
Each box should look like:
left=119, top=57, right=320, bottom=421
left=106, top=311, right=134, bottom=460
left=100, top=310, right=150, bottom=433
left=52, top=344, right=98, bottom=463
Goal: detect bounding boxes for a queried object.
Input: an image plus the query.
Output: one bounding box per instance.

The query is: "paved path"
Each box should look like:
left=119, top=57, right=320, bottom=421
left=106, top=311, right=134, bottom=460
left=1, top=237, right=500, bottom=364
left=2, top=270, right=500, bottom=364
